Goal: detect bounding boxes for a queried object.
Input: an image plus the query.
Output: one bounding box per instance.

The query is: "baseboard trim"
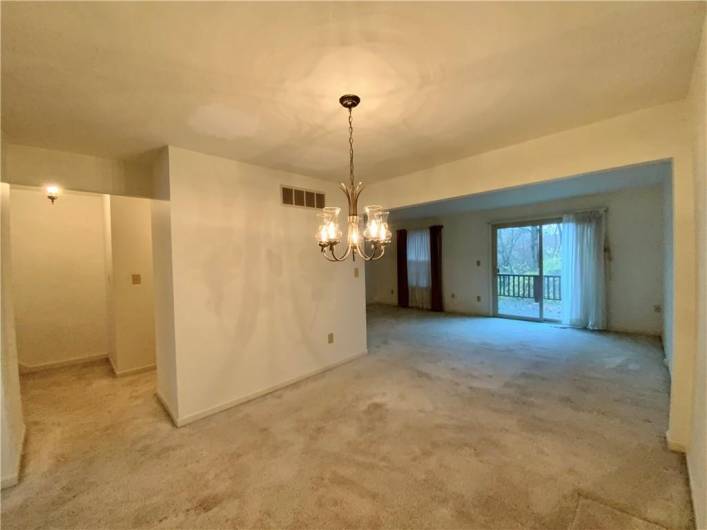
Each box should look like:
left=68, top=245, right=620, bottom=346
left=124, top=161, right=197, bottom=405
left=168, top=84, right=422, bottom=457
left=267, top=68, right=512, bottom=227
left=444, top=308, right=494, bottom=318
left=666, top=430, right=687, bottom=453
left=175, top=351, right=368, bottom=428
left=1, top=423, right=26, bottom=489
left=109, top=358, right=156, bottom=377
left=155, top=391, right=180, bottom=427
left=19, top=353, right=108, bottom=374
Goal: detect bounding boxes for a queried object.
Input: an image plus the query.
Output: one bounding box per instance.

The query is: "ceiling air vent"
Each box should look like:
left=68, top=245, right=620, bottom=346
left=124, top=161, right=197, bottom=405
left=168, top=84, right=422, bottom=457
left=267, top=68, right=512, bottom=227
left=281, top=185, right=325, bottom=209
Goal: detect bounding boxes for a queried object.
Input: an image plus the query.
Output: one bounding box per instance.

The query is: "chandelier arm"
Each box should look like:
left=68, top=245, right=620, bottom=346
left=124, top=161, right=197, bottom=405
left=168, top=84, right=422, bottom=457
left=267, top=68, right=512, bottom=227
left=334, top=243, right=353, bottom=261
left=322, top=250, right=345, bottom=262
left=322, top=242, right=353, bottom=262
left=357, top=241, right=386, bottom=262
left=373, top=245, right=386, bottom=261
left=356, top=243, right=373, bottom=261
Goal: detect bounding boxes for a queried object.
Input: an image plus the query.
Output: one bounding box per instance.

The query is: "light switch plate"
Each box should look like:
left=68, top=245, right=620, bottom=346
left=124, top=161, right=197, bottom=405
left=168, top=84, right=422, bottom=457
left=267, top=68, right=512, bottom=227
left=131, top=274, right=142, bottom=285
left=328, top=333, right=334, bottom=344
left=354, top=267, right=359, bottom=278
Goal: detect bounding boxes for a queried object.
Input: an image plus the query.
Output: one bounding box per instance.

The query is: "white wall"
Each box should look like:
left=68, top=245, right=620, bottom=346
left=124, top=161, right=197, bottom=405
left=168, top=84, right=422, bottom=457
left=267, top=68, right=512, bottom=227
left=1, top=143, right=155, bottom=198
left=1, top=183, right=25, bottom=488
left=663, top=173, right=674, bottom=367
left=367, top=185, right=665, bottom=335
left=687, top=15, right=707, bottom=529
left=103, top=195, right=116, bottom=369
left=105, top=195, right=156, bottom=375
left=151, top=198, right=179, bottom=418
left=153, top=146, right=367, bottom=425
left=151, top=146, right=179, bottom=418
left=365, top=99, right=696, bottom=452
left=7, top=187, right=155, bottom=375
left=10, top=187, right=109, bottom=370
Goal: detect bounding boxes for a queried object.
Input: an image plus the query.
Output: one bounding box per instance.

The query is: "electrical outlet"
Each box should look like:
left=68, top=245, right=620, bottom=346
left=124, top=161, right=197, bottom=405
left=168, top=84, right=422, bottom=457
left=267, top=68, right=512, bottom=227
left=328, top=332, right=334, bottom=344
left=476, top=295, right=481, bottom=302
left=451, top=293, right=456, bottom=299
left=131, top=274, right=142, bottom=285
left=476, top=260, right=481, bottom=267
left=390, top=289, right=394, bottom=295
left=653, top=304, right=662, bottom=313
left=354, top=267, right=359, bottom=278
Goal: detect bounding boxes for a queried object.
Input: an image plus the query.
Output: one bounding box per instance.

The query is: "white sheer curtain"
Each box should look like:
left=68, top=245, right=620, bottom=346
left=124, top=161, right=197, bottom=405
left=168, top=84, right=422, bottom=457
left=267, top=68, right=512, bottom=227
left=407, top=229, right=431, bottom=309
left=561, top=210, right=607, bottom=330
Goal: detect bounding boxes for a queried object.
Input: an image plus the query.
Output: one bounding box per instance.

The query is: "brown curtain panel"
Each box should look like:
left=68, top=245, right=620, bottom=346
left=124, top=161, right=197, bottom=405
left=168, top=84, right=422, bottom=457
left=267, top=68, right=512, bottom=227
left=396, top=229, right=409, bottom=308
left=429, top=225, right=444, bottom=312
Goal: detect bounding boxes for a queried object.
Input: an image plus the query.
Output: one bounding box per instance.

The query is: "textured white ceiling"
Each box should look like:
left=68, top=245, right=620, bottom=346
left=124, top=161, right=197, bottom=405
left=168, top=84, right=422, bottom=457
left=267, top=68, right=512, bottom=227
left=1, top=2, right=704, bottom=182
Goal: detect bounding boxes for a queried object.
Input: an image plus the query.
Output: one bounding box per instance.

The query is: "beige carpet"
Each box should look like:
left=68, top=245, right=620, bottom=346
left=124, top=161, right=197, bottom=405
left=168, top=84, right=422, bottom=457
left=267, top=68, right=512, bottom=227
left=569, top=496, right=667, bottom=530
left=1, top=305, right=693, bottom=529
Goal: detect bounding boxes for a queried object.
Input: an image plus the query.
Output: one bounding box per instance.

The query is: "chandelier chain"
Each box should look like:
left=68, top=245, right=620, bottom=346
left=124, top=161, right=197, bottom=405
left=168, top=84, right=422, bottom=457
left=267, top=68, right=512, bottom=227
left=348, top=108, right=354, bottom=186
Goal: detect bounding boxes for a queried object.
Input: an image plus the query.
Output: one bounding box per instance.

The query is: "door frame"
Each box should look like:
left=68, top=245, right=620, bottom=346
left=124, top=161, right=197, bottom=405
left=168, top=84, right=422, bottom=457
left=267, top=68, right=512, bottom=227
left=491, top=218, right=562, bottom=322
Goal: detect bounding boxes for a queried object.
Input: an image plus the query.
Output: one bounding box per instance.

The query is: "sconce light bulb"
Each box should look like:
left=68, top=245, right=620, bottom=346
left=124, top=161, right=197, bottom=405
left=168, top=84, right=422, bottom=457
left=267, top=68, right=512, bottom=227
left=45, top=185, right=61, bottom=205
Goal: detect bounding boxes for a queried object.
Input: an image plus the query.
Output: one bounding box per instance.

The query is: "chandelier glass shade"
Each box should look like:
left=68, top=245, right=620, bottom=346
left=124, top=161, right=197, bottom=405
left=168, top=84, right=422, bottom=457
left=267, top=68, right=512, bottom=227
left=316, top=95, right=391, bottom=262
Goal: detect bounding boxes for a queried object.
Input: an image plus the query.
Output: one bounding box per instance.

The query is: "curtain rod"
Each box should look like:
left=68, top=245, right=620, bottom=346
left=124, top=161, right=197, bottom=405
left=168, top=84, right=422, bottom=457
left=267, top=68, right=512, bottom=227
left=486, top=206, right=608, bottom=226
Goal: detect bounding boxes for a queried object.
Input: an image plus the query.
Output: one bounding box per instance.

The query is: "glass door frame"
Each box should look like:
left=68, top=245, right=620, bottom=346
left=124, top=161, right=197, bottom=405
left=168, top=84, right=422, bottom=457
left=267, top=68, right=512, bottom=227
left=491, top=218, right=562, bottom=323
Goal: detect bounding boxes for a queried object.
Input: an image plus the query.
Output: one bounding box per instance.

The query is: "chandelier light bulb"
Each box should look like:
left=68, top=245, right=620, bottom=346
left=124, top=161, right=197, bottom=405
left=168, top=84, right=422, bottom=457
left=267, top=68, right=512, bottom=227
left=316, top=207, right=341, bottom=245
left=349, top=220, right=360, bottom=245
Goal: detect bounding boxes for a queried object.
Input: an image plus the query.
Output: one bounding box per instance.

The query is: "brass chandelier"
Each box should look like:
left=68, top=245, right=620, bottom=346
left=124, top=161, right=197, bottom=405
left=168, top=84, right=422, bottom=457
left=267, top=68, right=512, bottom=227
left=316, top=95, right=391, bottom=262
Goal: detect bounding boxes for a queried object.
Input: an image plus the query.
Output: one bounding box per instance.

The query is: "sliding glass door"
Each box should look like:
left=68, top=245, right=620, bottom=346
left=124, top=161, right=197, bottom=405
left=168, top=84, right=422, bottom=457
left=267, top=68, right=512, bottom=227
left=495, top=224, right=542, bottom=319
left=493, top=220, right=562, bottom=322
left=541, top=223, right=562, bottom=320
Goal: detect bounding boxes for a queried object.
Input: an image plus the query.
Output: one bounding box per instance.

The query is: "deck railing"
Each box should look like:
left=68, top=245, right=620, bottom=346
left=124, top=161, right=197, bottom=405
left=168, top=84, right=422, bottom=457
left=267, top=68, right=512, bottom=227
left=497, top=274, right=561, bottom=301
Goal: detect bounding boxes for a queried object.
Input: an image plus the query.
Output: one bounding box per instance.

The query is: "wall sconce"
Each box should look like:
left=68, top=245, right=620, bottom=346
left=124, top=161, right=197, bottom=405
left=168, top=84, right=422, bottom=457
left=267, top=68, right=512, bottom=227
left=45, top=185, right=61, bottom=204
